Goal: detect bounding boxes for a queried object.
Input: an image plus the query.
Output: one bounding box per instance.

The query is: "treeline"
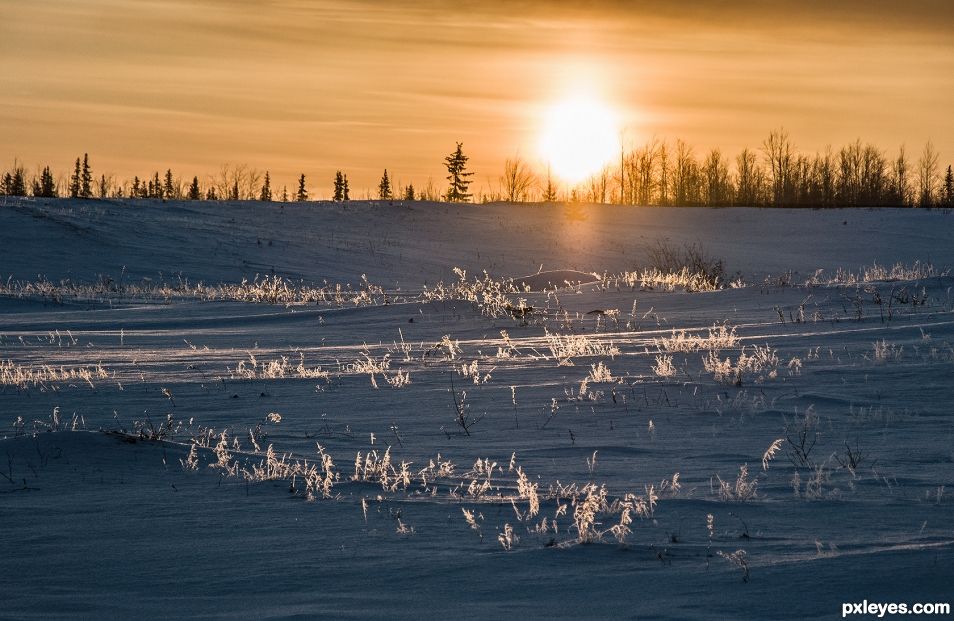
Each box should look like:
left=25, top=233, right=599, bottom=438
left=489, top=131, right=954, bottom=208
left=3, top=132, right=953, bottom=207
left=0, top=142, right=474, bottom=204
left=0, top=159, right=339, bottom=203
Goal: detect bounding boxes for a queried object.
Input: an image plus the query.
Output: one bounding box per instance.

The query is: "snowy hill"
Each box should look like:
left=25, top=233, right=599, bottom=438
left=3, top=197, right=954, bottom=286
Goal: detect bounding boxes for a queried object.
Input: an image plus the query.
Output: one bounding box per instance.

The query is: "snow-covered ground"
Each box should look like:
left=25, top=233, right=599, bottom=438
left=2, top=197, right=953, bottom=619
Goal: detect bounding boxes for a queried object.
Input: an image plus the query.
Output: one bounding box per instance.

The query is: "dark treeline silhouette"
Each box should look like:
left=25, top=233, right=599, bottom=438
left=577, top=131, right=950, bottom=208
left=2, top=133, right=951, bottom=208
left=494, top=131, right=952, bottom=208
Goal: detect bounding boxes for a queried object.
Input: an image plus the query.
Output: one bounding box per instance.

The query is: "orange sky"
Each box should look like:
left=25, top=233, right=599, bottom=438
left=2, top=0, right=953, bottom=197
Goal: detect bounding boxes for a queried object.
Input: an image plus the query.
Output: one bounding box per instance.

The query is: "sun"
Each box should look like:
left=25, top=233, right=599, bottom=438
left=538, top=96, right=621, bottom=185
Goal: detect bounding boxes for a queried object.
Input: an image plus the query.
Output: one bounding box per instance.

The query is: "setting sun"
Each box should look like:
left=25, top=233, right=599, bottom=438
left=538, top=96, right=621, bottom=184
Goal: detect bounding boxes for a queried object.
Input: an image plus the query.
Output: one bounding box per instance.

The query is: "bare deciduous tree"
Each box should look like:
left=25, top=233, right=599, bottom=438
left=917, top=141, right=939, bottom=207
left=735, top=147, right=760, bottom=206
left=762, top=128, right=794, bottom=206
left=657, top=141, right=670, bottom=206
left=585, top=166, right=610, bottom=204
left=501, top=157, right=535, bottom=202
left=673, top=139, right=699, bottom=205
left=701, top=148, right=731, bottom=206
left=892, top=145, right=910, bottom=206
left=816, top=147, right=836, bottom=207
left=215, top=163, right=261, bottom=201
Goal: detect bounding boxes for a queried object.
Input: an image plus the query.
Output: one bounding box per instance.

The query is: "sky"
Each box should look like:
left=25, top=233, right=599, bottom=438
left=2, top=0, right=953, bottom=197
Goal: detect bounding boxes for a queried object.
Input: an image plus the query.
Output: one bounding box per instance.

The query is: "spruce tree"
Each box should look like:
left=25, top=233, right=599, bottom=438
left=0, top=173, right=11, bottom=195
left=41, top=167, right=57, bottom=197
left=206, top=187, right=217, bottom=200
left=153, top=172, right=163, bottom=199
left=333, top=171, right=344, bottom=201
left=378, top=169, right=392, bottom=200
left=99, top=174, right=108, bottom=198
left=281, top=186, right=288, bottom=202
left=6, top=166, right=27, bottom=196
left=260, top=171, right=272, bottom=202
left=188, top=176, right=201, bottom=200
left=404, top=184, right=415, bottom=201
left=80, top=153, right=93, bottom=198
left=342, top=174, right=350, bottom=201
left=163, top=169, right=176, bottom=199
left=69, top=157, right=81, bottom=198
left=444, top=142, right=473, bottom=202
left=296, top=174, right=308, bottom=201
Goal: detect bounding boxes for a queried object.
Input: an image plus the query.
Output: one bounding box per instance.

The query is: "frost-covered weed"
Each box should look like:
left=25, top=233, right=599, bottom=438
left=181, top=443, right=199, bottom=471
left=573, top=484, right=608, bottom=543
left=230, top=352, right=329, bottom=380
left=514, top=466, right=540, bottom=520
left=421, top=268, right=525, bottom=318
left=655, top=324, right=738, bottom=353
left=0, top=273, right=391, bottom=307
left=428, top=335, right=462, bottom=360
left=458, top=360, right=492, bottom=384
left=545, top=330, right=619, bottom=366
left=566, top=377, right=603, bottom=402
left=761, top=438, right=784, bottom=471
left=717, top=549, right=750, bottom=582
left=806, top=261, right=944, bottom=286
left=871, top=339, right=903, bottom=363
left=600, top=240, right=729, bottom=292
left=651, top=354, right=677, bottom=378
left=0, top=359, right=109, bottom=389
left=346, top=351, right=392, bottom=388
left=717, top=464, right=758, bottom=502
left=586, top=361, right=614, bottom=383
left=462, top=508, right=483, bottom=541
left=384, top=368, right=412, bottom=388
left=498, top=523, right=518, bottom=550
left=703, top=345, right=779, bottom=385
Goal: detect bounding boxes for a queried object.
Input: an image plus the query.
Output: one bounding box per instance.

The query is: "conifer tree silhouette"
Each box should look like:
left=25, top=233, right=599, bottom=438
left=260, top=171, right=272, bottom=201
left=80, top=154, right=93, bottom=198
left=69, top=157, right=81, bottom=198
left=188, top=176, right=201, bottom=200
left=333, top=171, right=345, bottom=201
left=378, top=169, right=392, bottom=200
left=444, top=142, right=473, bottom=202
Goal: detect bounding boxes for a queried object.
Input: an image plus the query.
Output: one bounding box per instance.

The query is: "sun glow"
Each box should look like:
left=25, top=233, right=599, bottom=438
left=538, top=96, right=621, bottom=185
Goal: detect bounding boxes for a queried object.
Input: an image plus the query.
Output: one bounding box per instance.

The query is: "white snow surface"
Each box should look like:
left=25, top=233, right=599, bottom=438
left=1, top=197, right=953, bottom=619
